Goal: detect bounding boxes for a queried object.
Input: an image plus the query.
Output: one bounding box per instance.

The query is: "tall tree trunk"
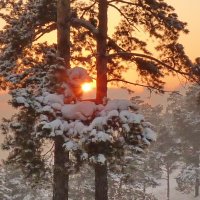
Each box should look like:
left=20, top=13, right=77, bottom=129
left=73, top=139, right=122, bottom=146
left=167, top=166, right=170, bottom=200
left=195, top=154, right=200, bottom=197
left=96, top=0, right=108, bottom=104
left=53, top=137, right=69, bottom=200
left=53, top=1, right=70, bottom=200
left=57, top=0, right=71, bottom=64
left=195, top=177, right=199, bottom=197
left=95, top=1, right=108, bottom=200
left=95, top=163, right=108, bottom=200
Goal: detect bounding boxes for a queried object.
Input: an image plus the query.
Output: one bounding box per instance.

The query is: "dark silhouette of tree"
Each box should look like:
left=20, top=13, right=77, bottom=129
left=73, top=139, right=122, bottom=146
left=94, top=1, right=109, bottom=200
left=1, top=109, right=46, bottom=180
left=53, top=1, right=70, bottom=200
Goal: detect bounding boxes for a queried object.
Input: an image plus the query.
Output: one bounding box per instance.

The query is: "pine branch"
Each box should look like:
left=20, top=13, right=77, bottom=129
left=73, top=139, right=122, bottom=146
left=108, top=0, right=137, bottom=5
left=108, top=78, right=180, bottom=94
left=66, top=17, right=195, bottom=84
left=80, top=0, right=97, bottom=18
left=33, top=17, right=98, bottom=43
left=107, top=52, right=191, bottom=76
left=108, top=3, right=139, bottom=31
left=34, top=23, right=56, bottom=41
left=71, top=18, right=99, bottom=35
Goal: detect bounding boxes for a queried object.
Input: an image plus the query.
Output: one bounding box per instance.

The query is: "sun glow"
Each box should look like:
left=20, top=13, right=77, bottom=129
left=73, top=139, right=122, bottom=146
left=81, top=83, right=92, bottom=93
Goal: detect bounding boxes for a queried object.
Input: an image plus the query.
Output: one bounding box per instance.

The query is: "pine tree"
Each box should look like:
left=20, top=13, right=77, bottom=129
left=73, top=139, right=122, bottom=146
left=0, top=164, right=51, bottom=200
left=0, top=1, right=197, bottom=199
left=140, top=100, right=181, bottom=200
left=156, top=124, right=180, bottom=200
left=0, top=0, right=195, bottom=97
left=1, top=108, right=47, bottom=180
left=168, top=86, right=200, bottom=197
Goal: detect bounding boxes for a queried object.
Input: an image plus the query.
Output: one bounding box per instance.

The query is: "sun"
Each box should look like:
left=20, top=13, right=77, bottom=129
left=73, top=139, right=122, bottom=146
left=81, top=83, right=92, bottom=92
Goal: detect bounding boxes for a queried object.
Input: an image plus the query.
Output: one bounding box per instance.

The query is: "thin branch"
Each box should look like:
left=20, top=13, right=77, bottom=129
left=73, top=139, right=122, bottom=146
left=71, top=54, right=96, bottom=61
left=34, top=23, right=56, bottom=41
left=42, top=143, right=54, bottom=157
left=108, top=3, right=139, bottom=31
left=108, top=0, right=137, bottom=5
left=71, top=18, right=98, bottom=36
left=107, top=52, right=190, bottom=76
left=108, top=78, right=180, bottom=94
left=70, top=17, right=196, bottom=84
left=70, top=18, right=124, bottom=52
left=107, top=36, right=125, bottom=52
left=34, top=14, right=98, bottom=43
left=80, top=1, right=97, bottom=18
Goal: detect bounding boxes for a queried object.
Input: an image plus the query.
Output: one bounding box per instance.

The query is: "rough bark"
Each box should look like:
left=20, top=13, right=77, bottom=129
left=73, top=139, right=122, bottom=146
left=53, top=136, right=69, bottom=200
left=95, top=1, right=108, bottom=200
left=53, top=1, right=71, bottom=200
left=57, top=0, right=71, bottom=65
left=95, top=163, right=108, bottom=200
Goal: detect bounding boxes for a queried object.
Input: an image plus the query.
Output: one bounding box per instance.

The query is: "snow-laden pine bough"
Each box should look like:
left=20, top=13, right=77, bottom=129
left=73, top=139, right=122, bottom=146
left=11, top=66, right=156, bottom=167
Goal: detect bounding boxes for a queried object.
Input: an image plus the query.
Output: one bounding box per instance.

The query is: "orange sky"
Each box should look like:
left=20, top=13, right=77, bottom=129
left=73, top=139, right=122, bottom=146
left=40, top=0, right=200, bottom=59
left=0, top=1, right=200, bottom=94
left=50, top=1, right=199, bottom=97
left=167, top=0, right=200, bottom=60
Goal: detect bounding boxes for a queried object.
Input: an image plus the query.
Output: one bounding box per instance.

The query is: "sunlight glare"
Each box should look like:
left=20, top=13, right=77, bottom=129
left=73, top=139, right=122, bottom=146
left=81, top=83, right=92, bottom=93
